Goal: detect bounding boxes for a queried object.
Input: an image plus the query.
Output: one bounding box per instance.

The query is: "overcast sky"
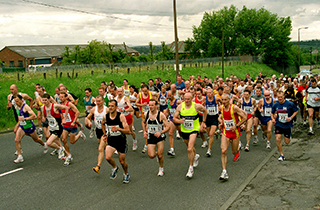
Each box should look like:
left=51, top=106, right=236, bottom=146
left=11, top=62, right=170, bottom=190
left=0, top=0, right=319, bottom=49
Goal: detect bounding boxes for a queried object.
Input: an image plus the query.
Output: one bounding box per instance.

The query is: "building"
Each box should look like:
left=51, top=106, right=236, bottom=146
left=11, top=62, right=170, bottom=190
left=0, top=44, right=139, bottom=68
left=168, top=41, right=189, bottom=58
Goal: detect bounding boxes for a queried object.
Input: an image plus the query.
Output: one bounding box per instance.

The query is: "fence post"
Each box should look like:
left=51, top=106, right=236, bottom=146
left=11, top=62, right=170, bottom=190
left=162, top=63, right=164, bottom=70
left=76, top=73, right=78, bottom=78
left=195, top=63, right=197, bottom=68
left=60, top=72, right=62, bottom=78
left=91, top=71, right=94, bottom=76
left=127, top=68, right=130, bottom=74
left=56, top=69, right=58, bottom=78
left=157, top=65, right=159, bottom=71
left=17, top=72, right=20, bottom=81
left=72, top=69, right=74, bottom=78
left=208, top=63, right=210, bottom=67
left=43, top=73, right=46, bottom=79
left=104, top=70, right=106, bottom=73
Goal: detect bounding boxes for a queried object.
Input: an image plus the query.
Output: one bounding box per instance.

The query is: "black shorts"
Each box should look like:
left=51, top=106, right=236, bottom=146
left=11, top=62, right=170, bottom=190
left=107, top=136, right=128, bottom=154
left=181, top=131, right=198, bottom=140
left=42, top=119, right=49, bottom=128
left=274, top=126, right=292, bottom=138
left=50, top=126, right=63, bottom=138
left=254, top=110, right=261, bottom=118
left=307, top=105, right=320, bottom=112
left=134, top=107, right=139, bottom=112
left=20, top=125, right=36, bottom=135
left=198, top=115, right=203, bottom=123
left=96, top=128, right=103, bottom=139
left=206, top=115, right=219, bottom=127
left=148, top=133, right=166, bottom=145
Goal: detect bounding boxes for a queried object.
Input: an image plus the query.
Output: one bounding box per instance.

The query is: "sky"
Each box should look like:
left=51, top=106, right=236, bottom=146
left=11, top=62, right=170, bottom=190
left=0, top=0, right=319, bottom=49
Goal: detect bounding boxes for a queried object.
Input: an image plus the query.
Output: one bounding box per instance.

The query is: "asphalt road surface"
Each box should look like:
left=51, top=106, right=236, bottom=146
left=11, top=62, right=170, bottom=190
left=0, top=118, right=275, bottom=209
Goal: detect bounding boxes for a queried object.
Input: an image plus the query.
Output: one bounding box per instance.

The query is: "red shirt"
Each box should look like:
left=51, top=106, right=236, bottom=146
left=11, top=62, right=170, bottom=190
left=297, top=85, right=308, bottom=97
left=61, top=101, right=76, bottom=128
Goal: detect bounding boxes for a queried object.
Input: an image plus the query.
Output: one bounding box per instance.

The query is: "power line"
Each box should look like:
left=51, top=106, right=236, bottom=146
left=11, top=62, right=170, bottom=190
left=21, top=0, right=190, bottom=30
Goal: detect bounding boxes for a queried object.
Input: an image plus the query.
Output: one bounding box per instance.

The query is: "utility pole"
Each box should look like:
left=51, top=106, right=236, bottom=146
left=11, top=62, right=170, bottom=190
left=222, top=28, right=224, bottom=79
left=173, top=0, right=179, bottom=77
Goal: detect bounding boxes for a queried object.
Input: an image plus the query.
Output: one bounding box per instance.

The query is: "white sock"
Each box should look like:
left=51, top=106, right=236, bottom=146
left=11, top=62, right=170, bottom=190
left=170, top=148, right=174, bottom=151
left=310, top=127, right=313, bottom=132
left=223, top=169, right=227, bottom=173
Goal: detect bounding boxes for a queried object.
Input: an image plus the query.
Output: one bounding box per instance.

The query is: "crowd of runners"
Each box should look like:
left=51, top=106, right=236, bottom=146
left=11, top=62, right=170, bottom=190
left=6, top=71, right=320, bottom=183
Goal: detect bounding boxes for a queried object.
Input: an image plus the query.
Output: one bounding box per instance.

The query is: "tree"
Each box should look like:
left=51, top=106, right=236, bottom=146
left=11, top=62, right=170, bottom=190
left=149, top=42, right=155, bottom=61
left=155, top=41, right=174, bottom=61
left=187, top=5, right=293, bottom=68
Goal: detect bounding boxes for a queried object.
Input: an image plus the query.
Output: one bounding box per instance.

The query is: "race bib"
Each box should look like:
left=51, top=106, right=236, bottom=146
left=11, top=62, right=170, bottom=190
left=278, top=113, right=288, bottom=123
left=142, top=105, right=149, bottom=114
left=264, top=107, right=272, bottom=117
left=207, top=106, right=218, bottom=115
left=19, top=120, right=27, bottom=126
left=169, top=108, right=175, bottom=116
left=63, top=113, right=71, bottom=122
left=244, top=106, right=253, bottom=114
left=160, top=98, right=166, bottom=106
left=108, top=125, right=121, bottom=136
left=124, top=90, right=130, bottom=96
left=224, top=120, right=235, bottom=131
left=148, top=124, right=159, bottom=134
left=48, top=117, right=59, bottom=131
left=95, top=117, right=103, bottom=129
left=183, top=120, right=194, bottom=130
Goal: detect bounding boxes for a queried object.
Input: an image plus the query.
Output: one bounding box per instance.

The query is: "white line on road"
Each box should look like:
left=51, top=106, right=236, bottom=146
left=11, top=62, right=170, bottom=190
left=0, top=168, right=23, bottom=177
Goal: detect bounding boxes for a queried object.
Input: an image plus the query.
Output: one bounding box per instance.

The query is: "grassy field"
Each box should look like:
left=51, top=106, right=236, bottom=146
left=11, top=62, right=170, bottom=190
left=0, top=63, right=279, bottom=131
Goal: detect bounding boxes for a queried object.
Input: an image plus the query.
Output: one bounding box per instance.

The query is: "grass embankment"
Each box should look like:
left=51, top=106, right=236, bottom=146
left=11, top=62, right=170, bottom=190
left=0, top=63, right=279, bottom=131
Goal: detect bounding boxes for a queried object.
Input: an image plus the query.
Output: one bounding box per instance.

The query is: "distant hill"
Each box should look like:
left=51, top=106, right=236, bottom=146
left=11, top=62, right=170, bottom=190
left=291, top=39, right=320, bottom=52
left=131, top=45, right=162, bottom=55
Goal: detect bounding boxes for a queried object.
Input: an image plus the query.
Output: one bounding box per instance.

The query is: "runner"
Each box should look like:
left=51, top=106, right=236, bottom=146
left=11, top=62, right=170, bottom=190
left=60, top=91, right=86, bottom=166
left=122, top=79, right=130, bottom=98
left=296, top=80, right=308, bottom=125
left=194, top=87, right=208, bottom=148
left=157, top=84, right=168, bottom=116
left=218, top=94, right=247, bottom=181
left=129, top=85, right=140, bottom=120
left=251, top=86, right=264, bottom=144
left=12, top=95, right=47, bottom=163
left=271, top=91, right=299, bottom=161
left=135, top=84, right=153, bottom=153
left=115, top=87, right=137, bottom=151
left=258, top=90, right=274, bottom=149
left=166, top=90, right=182, bottom=157
left=85, top=95, right=108, bottom=173
left=101, top=100, right=131, bottom=183
left=7, top=84, right=33, bottom=133
left=305, top=78, right=320, bottom=135
left=84, top=87, right=96, bottom=138
left=204, top=88, right=221, bottom=157
left=173, top=93, right=207, bottom=178
left=41, top=93, right=68, bottom=160
left=238, top=89, right=256, bottom=152
left=142, top=99, right=170, bottom=176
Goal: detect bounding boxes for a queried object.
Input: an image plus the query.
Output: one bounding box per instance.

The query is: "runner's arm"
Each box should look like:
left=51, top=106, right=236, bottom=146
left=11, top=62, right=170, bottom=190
left=234, top=105, right=247, bottom=127
left=22, top=93, right=33, bottom=108
left=172, top=104, right=183, bottom=124
left=119, top=114, right=131, bottom=134
left=160, top=113, right=170, bottom=134
left=24, top=104, right=37, bottom=121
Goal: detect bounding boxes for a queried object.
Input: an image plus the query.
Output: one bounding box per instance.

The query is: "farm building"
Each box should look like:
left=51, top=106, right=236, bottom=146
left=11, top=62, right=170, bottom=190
left=0, top=44, right=139, bottom=68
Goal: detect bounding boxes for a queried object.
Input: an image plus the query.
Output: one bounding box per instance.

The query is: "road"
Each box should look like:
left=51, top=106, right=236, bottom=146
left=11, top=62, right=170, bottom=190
left=0, top=118, right=274, bottom=210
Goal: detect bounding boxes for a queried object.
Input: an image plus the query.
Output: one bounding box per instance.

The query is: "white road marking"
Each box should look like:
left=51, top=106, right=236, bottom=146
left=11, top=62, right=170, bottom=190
left=0, top=168, right=23, bottom=177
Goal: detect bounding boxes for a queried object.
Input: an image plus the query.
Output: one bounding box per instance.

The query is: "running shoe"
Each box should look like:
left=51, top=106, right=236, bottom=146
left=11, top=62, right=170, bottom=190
left=142, top=145, right=148, bottom=154
left=219, top=171, right=229, bottom=181
left=123, top=173, right=130, bottom=183
left=176, top=131, right=181, bottom=139
left=43, top=143, right=48, bottom=154
left=92, top=166, right=100, bottom=174
left=110, top=166, right=119, bottom=180
left=132, top=140, right=138, bottom=151
left=262, top=133, right=267, bottom=140
left=253, top=136, right=258, bottom=144
left=266, top=141, right=271, bottom=149
left=201, top=141, right=208, bottom=148
left=303, top=121, right=307, bottom=126
left=63, top=155, right=72, bottom=166
left=193, top=154, right=200, bottom=167
left=79, top=131, right=86, bottom=141
left=257, top=125, right=261, bottom=130
left=186, top=167, right=194, bottom=178
left=58, top=147, right=65, bottom=160
left=38, top=134, right=43, bottom=140
left=245, top=144, right=249, bottom=152
left=239, top=141, right=243, bottom=150
left=132, top=126, right=135, bottom=131
left=89, top=128, right=95, bottom=138
left=278, top=155, right=285, bottom=161
left=14, top=150, right=23, bottom=155
left=157, top=168, right=164, bottom=177
left=79, top=123, right=84, bottom=131
left=167, top=149, right=176, bottom=157
left=233, top=151, right=240, bottom=161
left=308, top=130, right=314, bottom=135
left=13, top=155, right=24, bottom=163
left=206, top=149, right=211, bottom=157
left=114, top=150, right=118, bottom=155
left=38, top=127, right=43, bottom=135
left=50, top=149, right=57, bottom=156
